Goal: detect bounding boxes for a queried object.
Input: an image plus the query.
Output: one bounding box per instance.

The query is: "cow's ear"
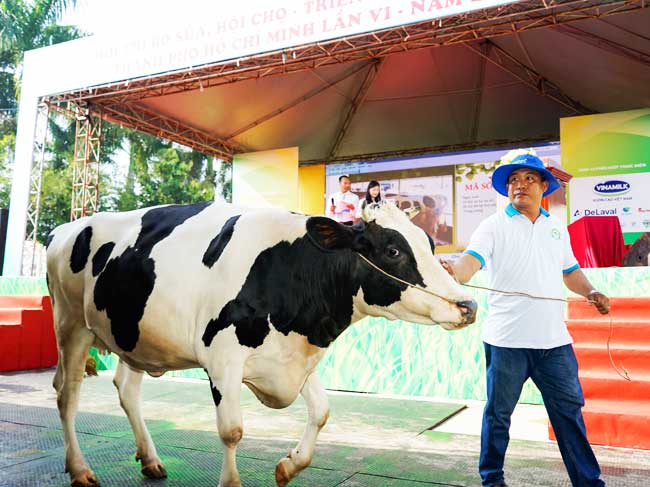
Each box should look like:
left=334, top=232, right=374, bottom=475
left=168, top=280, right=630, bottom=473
left=306, top=217, right=359, bottom=251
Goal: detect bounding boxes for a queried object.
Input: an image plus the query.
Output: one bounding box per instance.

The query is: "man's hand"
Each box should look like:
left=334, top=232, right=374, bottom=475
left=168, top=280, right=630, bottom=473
left=441, top=253, right=482, bottom=285
left=329, top=204, right=336, bottom=214
left=439, top=259, right=458, bottom=282
left=588, top=291, right=610, bottom=315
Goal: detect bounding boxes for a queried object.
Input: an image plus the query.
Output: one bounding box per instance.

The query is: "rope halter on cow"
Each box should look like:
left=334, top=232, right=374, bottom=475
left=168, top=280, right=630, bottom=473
left=356, top=253, right=459, bottom=304
left=356, top=252, right=631, bottom=382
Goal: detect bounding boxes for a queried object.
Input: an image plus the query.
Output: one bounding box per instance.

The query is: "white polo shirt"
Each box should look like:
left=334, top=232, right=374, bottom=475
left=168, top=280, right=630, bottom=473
left=329, top=191, right=360, bottom=223
left=464, top=204, right=579, bottom=349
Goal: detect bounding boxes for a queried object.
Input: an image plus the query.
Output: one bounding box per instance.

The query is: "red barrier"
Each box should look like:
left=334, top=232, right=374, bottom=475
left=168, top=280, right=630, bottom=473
left=0, top=295, right=56, bottom=372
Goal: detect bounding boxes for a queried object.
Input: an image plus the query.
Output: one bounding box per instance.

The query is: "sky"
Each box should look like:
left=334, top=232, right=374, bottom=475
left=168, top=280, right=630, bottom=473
left=60, top=0, right=264, bottom=36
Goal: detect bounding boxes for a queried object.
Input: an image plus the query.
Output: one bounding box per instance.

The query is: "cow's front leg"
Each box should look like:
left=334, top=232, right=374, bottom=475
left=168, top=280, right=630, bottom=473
left=275, top=373, right=329, bottom=487
left=207, top=366, right=244, bottom=487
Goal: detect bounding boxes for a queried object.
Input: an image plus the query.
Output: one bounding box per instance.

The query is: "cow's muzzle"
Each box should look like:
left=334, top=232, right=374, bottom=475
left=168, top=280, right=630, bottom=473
left=457, top=300, right=478, bottom=324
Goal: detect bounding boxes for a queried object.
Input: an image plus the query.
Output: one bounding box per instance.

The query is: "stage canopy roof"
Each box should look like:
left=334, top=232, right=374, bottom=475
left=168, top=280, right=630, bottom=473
left=41, top=0, right=650, bottom=164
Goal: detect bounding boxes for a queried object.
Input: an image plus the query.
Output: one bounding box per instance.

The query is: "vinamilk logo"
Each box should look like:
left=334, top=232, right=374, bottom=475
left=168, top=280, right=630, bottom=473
left=593, top=180, right=631, bottom=196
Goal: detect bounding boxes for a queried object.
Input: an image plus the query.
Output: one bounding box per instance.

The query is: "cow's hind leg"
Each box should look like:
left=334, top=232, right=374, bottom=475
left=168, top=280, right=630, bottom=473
left=54, top=322, right=98, bottom=487
left=207, top=365, right=244, bottom=487
left=112, top=360, right=166, bottom=479
left=275, top=373, right=329, bottom=487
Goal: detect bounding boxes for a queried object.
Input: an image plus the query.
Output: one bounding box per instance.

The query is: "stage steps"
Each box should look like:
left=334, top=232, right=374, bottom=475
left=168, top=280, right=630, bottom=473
left=550, top=297, right=650, bottom=450
left=0, top=295, right=56, bottom=372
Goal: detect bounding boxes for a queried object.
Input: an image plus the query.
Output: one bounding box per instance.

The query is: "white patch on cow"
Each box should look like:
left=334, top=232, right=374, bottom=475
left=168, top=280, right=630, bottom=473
left=243, top=323, right=326, bottom=409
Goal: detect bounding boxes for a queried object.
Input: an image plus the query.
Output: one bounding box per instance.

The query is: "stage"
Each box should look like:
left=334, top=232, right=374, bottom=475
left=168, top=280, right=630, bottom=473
left=2, top=369, right=649, bottom=487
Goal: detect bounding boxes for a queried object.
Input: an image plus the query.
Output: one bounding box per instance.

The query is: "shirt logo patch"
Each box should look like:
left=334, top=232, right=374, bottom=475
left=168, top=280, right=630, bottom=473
left=551, top=228, right=561, bottom=240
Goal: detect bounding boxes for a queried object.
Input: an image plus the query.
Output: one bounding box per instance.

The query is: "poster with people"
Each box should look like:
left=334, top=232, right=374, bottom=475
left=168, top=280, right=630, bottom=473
left=325, top=142, right=562, bottom=254
left=399, top=176, right=454, bottom=245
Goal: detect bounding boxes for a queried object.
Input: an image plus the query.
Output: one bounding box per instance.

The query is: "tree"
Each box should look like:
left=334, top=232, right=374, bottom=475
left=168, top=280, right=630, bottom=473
left=0, top=1, right=79, bottom=54
left=0, top=129, right=14, bottom=206
left=0, top=0, right=80, bottom=211
left=35, top=114, right=127, bottom=243
left=114, top=131, right=216, bottom=211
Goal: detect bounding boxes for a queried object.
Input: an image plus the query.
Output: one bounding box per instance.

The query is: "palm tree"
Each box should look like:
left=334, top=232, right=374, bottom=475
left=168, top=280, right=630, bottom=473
left=0, top=0, right=80, bottom=211
left=0, top=0, right=78, bottom=54
left=0, top=0, right=80, bottom=115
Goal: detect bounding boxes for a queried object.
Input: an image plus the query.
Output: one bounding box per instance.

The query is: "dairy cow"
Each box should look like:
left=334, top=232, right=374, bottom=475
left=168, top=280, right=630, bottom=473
left=46, top=201, right=477, bottom=487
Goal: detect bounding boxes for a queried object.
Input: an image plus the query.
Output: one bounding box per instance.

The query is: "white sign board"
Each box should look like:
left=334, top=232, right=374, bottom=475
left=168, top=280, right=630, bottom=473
left=569, top=173, right=650, bottom=234
left=455, top=163, right=498, bottom=247
left=27, top=0, right=525, bottom=95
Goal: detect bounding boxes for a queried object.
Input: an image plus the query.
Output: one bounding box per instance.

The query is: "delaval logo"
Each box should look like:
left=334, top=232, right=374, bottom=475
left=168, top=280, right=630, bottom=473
left=593, top=180, right=631, bottom=196
left=584, top=208, right=617, bottom=216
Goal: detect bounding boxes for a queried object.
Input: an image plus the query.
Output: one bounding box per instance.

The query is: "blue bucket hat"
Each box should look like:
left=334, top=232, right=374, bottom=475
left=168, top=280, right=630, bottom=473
left=491, top=153, right=560, bottom=197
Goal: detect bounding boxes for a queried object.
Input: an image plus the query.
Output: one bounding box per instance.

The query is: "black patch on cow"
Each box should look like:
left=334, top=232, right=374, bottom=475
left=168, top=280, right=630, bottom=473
left=207, top=375, right=222, bottom=407
left=92, top=242, right=115, bottom=277
left=202, top=215, right=241, bottom=268
left=357, top=224, right=423, bottom=307
left=45, top=233, right=54, bottom=249
left=94, top=202, right=211, bottom=352
left=202, top=219, right=425, bottom=349
left=203, top=299, right=272, bottom=349
left=70, top=226, right=93, bottom=273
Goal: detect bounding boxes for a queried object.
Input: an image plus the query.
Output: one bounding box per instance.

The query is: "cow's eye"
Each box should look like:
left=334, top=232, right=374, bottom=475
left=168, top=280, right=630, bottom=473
left=386, top=247, right=400, bottom=258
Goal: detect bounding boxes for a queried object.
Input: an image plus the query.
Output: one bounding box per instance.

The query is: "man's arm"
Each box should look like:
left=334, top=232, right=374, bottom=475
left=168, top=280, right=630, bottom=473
left=441, top=253, right=482, bottom=284
left=563, top=268, right=610, bottom=314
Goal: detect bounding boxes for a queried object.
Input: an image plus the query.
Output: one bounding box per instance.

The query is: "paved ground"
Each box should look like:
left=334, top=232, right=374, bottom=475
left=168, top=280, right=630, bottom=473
left=1, top=369, right=649, bottom=486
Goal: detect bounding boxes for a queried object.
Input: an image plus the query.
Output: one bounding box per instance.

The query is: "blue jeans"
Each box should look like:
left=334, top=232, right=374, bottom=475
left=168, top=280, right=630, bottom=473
left=479, top=343, right=605, bottom=487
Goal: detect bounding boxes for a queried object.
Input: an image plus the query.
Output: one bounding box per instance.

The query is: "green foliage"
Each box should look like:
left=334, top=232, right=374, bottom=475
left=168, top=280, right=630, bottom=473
left=37, top=118, right=220, bottom=243
left=37, top=163, right=72, bottom=241
left=0, top=0, right=82, bottom=217
left=216, top=160, right=232, bottom=203
left=0, top=71, right=17, bottom=112
left=113, top=131, right=216, bottom=212
left=134, top=145, right=215, bottom=208
left=0, top=0, right=80, bottom=57
left=0, top=128, right=14, bottom=208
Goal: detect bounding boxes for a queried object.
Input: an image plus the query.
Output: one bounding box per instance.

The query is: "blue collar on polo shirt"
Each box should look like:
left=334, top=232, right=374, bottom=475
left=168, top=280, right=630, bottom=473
left=504, top=203, right=550, bottom=218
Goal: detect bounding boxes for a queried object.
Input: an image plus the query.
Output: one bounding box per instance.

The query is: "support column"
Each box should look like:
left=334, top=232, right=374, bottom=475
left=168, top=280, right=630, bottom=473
left=70, top=106, right=102, bottom=221
left=23, top=103, right=50, bottom=276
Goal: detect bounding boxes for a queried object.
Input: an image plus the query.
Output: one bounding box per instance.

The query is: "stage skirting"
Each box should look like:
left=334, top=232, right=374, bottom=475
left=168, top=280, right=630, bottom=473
left=2, top=268, right=648, bottom=405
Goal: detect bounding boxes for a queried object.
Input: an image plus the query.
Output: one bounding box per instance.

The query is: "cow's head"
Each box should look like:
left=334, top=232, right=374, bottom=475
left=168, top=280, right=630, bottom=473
left=306, top=203, right=477, bottom=329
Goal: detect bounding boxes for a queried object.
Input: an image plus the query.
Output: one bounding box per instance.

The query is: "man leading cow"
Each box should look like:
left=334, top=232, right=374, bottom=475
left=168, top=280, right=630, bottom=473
left=444, top=150, right=610, bottom=487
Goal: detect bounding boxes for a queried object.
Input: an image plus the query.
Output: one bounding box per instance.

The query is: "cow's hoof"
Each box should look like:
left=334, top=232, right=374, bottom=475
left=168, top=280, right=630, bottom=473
left=275, top=458, right=293, bottom=487
left=70, top=469, right=100, bottom=487
left=218, top=479, right=242, bottom=487
left=141, top=461, right=167, bottom=479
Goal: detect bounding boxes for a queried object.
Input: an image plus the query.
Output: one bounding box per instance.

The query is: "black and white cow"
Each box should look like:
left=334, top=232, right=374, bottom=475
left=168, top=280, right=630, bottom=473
left=47, top=201, right=477, bottom=487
